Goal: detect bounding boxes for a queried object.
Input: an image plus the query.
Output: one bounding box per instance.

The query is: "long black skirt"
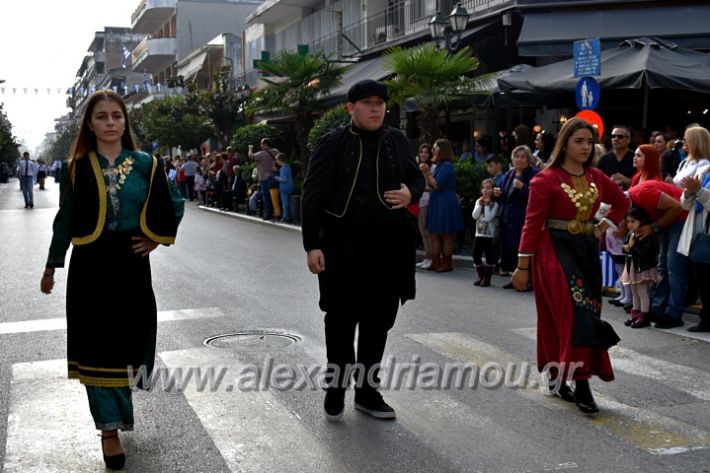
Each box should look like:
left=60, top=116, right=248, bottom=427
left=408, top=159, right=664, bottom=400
left=66, top=231, right=157, bottom=388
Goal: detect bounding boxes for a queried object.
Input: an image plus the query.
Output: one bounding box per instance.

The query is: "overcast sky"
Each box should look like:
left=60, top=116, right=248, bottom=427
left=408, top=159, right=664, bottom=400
left=0, top=1, right=138, bottom=154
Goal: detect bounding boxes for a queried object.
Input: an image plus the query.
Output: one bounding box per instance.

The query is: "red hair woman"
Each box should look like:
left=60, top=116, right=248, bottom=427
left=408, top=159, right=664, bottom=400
left=630, top=144, right=662, bottom=187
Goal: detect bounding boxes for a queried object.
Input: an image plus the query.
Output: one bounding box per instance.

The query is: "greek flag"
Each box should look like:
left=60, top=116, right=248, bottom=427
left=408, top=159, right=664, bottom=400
left=121, top=46, right=131, bottom=69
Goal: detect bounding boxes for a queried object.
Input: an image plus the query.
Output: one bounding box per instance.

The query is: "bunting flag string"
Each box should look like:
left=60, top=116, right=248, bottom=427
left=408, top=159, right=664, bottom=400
left=1, top=82, right=176, bottom=98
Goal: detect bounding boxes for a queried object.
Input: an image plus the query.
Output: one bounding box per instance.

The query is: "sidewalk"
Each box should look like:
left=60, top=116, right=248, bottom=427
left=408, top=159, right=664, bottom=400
left=198, top=203, right=703, bottom=318
left=198, top=204, right=475, bottom=268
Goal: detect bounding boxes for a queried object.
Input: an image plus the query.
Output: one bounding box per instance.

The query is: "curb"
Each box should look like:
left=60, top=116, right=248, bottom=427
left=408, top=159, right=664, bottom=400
left=198, top=205, right=302, bottom=233
left=198, top=204, right=475, bottom=268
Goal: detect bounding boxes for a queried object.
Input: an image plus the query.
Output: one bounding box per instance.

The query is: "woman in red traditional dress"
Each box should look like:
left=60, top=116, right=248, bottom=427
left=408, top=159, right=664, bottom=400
left=512, top=118, right=629, bottom=413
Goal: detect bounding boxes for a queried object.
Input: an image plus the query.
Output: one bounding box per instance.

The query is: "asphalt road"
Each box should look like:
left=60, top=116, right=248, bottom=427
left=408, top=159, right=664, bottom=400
left=1, top=177, right=709, bottom=473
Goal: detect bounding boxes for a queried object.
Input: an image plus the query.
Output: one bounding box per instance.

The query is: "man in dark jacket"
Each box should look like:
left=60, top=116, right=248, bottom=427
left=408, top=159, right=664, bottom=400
left=301, top=80, right=424, bottom=422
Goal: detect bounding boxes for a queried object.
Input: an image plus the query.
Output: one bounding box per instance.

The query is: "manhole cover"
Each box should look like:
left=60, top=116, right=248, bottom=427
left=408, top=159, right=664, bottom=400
left=203, top=330, right=302, bottom=350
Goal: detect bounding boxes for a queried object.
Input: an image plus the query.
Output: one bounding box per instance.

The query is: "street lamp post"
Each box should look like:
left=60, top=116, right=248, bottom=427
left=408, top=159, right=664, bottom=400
left=235, top=83, right=251, bottom=123
left=429, top=3, right=470, bottom=52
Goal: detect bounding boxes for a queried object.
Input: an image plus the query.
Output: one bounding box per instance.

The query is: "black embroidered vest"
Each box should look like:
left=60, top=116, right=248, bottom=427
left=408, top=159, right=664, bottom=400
left=69, top=152, right=178, bottom=245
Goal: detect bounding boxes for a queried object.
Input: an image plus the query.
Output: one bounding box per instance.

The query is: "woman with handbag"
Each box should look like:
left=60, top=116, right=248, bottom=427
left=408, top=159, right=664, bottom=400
left=511, top=118, right=628, bottom=414
left=678, top=163, right=710, bottom=332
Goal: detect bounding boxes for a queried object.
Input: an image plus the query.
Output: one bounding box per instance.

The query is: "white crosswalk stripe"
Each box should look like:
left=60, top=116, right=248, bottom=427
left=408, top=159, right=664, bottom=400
left=159, top=347, right=352, bottom=473
left=5, top=359, right=99, bottom=472
left=512, top=327, right=710, bottom=402
left=3, top=323, right=710, bottom=472
left=408, top=331, right=710, bottom=456
left=0, top=307, right=226, bottom=335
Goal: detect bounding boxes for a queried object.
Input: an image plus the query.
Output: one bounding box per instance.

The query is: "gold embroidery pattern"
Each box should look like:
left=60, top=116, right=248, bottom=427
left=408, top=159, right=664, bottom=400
left=102, top=156, right=134, bottom=191
left=561, top=175, right=598, bottom=222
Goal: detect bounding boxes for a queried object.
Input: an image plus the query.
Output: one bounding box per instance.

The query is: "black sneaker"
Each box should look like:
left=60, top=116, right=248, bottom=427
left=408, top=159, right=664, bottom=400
left=323, top=389, right=345, bottom=421
left=688, top=323, right=710, bottom=333
left=654, top=315, right=684, bottom=329
left=354, top=390, right=396, bottom=420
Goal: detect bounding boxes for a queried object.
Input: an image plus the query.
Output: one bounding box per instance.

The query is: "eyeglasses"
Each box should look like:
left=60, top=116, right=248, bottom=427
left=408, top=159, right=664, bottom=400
left=610, top=134, right=629, bottom=139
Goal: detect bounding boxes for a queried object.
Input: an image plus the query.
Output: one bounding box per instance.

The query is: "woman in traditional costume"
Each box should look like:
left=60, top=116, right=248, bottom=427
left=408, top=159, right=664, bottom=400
left=40, top=90, right=183, bottom=469
left=512, top=118, right=628, bottom=413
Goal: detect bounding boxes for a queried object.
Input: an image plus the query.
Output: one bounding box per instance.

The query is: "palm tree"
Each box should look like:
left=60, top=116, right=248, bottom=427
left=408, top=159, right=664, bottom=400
left=247, top=51, right=349, bottom=165
left=382, top=43, right=495, bottom=145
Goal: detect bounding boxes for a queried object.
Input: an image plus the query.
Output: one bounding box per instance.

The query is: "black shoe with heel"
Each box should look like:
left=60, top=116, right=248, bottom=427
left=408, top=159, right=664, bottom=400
left=574, top=380, right=599, bottom=414
left=100, top=433, right=126, bottom=470
left=548, top=382, right=575, bottom=402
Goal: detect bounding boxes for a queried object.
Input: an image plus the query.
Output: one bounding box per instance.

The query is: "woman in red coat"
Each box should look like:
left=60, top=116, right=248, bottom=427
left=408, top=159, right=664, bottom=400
left=512, top=118, right=629, bottom=413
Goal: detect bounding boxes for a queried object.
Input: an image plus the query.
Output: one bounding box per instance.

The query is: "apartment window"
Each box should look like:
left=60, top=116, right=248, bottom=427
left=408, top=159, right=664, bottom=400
left=411, top=0, right=438, bottom=22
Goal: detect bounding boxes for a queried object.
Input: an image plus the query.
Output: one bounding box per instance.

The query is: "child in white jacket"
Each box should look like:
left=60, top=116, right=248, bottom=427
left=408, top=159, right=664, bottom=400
left=472, top=178, right=500, bottom=287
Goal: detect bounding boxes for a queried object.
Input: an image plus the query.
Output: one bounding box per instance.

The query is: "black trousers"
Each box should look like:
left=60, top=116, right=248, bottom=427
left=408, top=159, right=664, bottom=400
left=473, top=237, right=498, bottom=265
left=692, top=261, right=710, bottom=324
left=324, top=292, right=399, bottom=391
left=186, top=176, right=195, bottom=201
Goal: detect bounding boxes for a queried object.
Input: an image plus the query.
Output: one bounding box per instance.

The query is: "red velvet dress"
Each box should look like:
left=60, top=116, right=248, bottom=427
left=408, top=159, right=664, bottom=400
left=519, top=167, right=628, bottom=381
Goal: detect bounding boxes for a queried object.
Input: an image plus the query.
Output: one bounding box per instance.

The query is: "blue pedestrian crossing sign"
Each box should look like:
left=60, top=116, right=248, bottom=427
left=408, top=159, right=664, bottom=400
left=573, top=39, right=601, bottom=78
left=576, top=77, right=600, bottom=111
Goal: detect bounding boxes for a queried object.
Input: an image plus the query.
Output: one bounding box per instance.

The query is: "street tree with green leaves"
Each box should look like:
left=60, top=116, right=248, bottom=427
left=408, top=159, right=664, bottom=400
left=382, top=43, right=494, bottom=145
left=203, top=65, right=251, bottom=149
left=132, top=94, right=214, bottom=152
left=41, top=118, right=78, bottom=164
left=248, top=50, right=349, bottom=165
left=0, top=104, right=20, bottom=164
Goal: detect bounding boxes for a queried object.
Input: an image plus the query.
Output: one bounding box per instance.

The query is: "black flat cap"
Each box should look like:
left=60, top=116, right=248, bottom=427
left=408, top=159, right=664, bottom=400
left=347, top=79, right=388, bottom=103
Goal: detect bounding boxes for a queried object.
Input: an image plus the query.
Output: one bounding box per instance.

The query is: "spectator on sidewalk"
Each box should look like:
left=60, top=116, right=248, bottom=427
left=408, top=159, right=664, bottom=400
left=424, top=138, right=464, bottom=273
left=248, top=138, right=279, bottom=221
left=597, top=125, right=635, bottom=186
left=495, top=145, right=538, bottom=285
left=416, top=143, right=435, bottom=269
left=474, top=136, right=493, bottom=164
left=620, top=206, right=660, bottom=328
left=472, top=178, right=500, bottom=287
left=221, top=165, right=246, bottom=211
left=486, top=154, right=505, bottom=189
left=628, top=180, right=687, bottom=328
left=678, top=161, right=710, bottom=332
left=274, top=153, right=295, bottom=223
left=630, top=144, right=662, bottom=187
left=673, top=125, right=710, bottom=189
left=182, top=155, right=198, bottom=201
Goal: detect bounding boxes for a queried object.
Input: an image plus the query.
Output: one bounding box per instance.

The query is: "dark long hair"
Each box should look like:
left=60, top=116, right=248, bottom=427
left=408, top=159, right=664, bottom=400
left=546, top=118, right=596, bottom=169
left=417, top=143, right=432, bottom=164
left=69, top=90, right=137, bottom=168
left=433, top=139, right=454, bottom=163
left=626, top=206, right=653, bottom=226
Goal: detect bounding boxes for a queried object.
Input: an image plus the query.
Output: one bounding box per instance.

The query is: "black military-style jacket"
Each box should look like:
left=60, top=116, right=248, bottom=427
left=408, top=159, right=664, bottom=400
left=301, top=123, right=424, bottom=252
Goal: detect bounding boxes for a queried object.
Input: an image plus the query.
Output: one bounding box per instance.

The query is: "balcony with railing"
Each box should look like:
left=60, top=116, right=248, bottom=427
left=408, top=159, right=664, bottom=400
left=131, top=35, right=177, bottom=72
left=255, top=0, right=515, bottom=61
left=131, top=0, right=177, bottom=34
